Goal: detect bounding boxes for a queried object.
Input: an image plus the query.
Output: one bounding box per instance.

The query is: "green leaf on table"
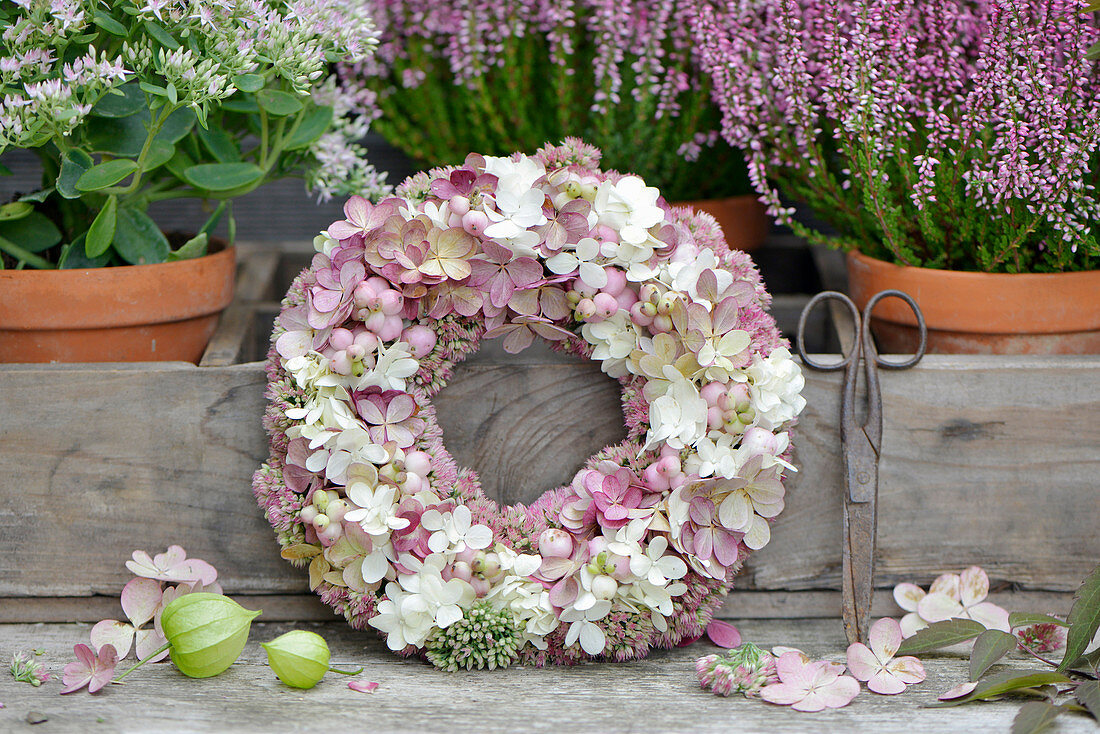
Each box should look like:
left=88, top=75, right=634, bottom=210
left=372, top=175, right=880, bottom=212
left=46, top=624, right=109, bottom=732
left=1065, top=647, right=1100, bottom=675
left=1059, top=562, right=1100, bottom=672
left=284, top=104, right=333, bottom=151
left=0, top=212, right=61, bottom=252
left=76, top=159, right=138, bottom=191
left=91, top=82, right=145, bottom=118
left=57, top=149, right=94, bottom=198
left=897, top=619, right=987, bottom=655
left=92, top=9, right=127, bottom=36
left=0, top=201, right=32, bottom=221
left=143, top=19, right=180, bottom=49
left=113, top=207, right=169, bottom=265
left=233, top=73, right=265, bottom=93
left=1009, top=613, right=1068, bottom=630
left=1010, top=701, right=1063, bottom=734
left=931, top=669, right=1075, bottom=708
left=183, top=162, right=263, bottom=191
left=167, top=232, right=207, bottom=262
left=256, top=89, right=304, bottom=117
left=85, top=196, right=118, bottom=257
left=196, top=125, right=241, bottom=163
left=1077, top=680, right=1100, bottom=721
left=970, top=630, right=1018, bottom=681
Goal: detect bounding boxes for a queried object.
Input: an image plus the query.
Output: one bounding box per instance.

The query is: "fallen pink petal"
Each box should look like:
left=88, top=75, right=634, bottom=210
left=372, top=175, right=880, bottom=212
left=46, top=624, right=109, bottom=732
left=760, top=651, right=860, bottom=712
left=348, top=680, right=380, bottom=693
left=60, top=643, right=118, bottom=695
left=705, top=620, right=742, bottom=649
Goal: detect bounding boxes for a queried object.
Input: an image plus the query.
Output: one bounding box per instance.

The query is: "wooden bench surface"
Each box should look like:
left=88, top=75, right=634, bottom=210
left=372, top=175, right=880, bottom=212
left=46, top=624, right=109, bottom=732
left=2, top=618, right=1094, bottom=733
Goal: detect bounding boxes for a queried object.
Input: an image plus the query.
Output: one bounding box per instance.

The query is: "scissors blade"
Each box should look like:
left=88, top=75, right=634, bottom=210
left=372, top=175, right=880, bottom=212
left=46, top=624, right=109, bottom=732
left=842, top=497, right=877, bottom=646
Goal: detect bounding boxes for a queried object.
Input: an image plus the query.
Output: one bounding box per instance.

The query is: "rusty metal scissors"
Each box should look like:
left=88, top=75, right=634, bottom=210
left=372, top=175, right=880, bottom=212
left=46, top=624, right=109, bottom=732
left=795, top=290, right=927, bottom=645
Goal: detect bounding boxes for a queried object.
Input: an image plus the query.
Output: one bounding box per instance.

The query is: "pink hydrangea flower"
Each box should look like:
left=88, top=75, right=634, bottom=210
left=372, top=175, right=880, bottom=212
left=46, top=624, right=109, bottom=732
left=667, top=480, right=745, bottom=578
left=353, top=389, right=425, bottom=448
left=89, top=577, right=168, bottom=662
left=914, top=566, right=1010, bottom=632
left=327, top=195, right=398, bottom=242
left=760, top=651, right=860, bottom=711
left=61, top=644, right=117, bottom=695
left=846, top=618, right=927, bottom=695
left=125, top=545, right=217, bottom=586
left=468, top=240, right=543, bottom=309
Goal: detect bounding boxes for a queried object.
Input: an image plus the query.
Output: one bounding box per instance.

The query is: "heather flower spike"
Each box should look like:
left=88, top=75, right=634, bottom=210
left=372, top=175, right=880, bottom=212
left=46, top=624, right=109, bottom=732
left=846, top=618, right=927, bottom=695
left=60, top=644, right=117, bottom=695
left=915, top=567, right=1010, bottom=632
left=760, top=652, right=860, bottom=711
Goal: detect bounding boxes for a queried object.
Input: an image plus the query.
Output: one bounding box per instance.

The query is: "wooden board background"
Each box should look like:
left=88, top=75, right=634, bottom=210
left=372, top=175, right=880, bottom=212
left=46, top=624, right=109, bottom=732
left=2, top=334, right=1098, bottom=621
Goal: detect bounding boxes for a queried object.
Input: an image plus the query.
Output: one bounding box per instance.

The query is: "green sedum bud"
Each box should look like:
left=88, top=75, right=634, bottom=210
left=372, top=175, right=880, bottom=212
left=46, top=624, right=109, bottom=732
left=261, top=630, right=330, bottom=689
left=160, top=593, right=261, bottom=678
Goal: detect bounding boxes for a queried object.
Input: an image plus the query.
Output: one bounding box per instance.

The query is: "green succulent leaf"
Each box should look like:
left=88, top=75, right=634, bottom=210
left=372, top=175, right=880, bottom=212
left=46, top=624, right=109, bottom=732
left=220, top=97, right=260, bottom=114
left=896, top=619, right=987, bottom=655
left=143, top=19, right=180, bottom=49
left=76, top=159, right=139, bottom=191
left=18, top=187, right=54, bottom=203
left=0, top=211, right=62, bottom=253
left=58, top=233, right=112, bottom=269
left=85, top=107, right=196, bottom=157
left=1059, top=562, right=1100, bottom=672
left=167, top=232, right=208, bottom=262
left=233, top=74, right=265, bottom=93
left=1010, top=701, right=1064, bottom=734
left=183, top=162, right=264, bottom=192
left=91, top=83, right=145, bottom=118
left=113, top=207, right=170, bottom=265
left=931, top=670, right=1076, bottom=708
left=57, top=150, right=95, bottom=199
left=256, top=89, right=304, bottom=117
left=1009, top=613, right=1068, bottom=630
left=196, top=125, right=241, bottom=163
left=85, top=196, right=118, bottom=258
left=92, top=9, right=127, bottom=36
left=0, top=202, right=33, bottom=222
left=284, top=104, right=334, bottom=151
left=970, top=629, right=1018, bottom=681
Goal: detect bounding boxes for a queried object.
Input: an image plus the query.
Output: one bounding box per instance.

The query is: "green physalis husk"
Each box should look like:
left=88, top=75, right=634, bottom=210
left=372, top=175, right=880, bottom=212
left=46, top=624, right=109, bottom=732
left=160, top=593, right=261, bottom=678
left=262, top=630, right=330, bottom=689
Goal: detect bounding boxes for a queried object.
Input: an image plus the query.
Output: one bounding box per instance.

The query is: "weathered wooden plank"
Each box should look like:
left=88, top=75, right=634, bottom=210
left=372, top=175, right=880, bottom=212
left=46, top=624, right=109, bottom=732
left=0, top=589, right=1073, bottom=624
left=1, top=343, right=1097, bottom=601
left=1, top=619, right=1094, bottom=733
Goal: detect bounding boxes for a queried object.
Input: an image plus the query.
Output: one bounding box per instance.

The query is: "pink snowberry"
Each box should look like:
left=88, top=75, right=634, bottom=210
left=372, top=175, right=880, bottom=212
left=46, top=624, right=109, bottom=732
left=539, top=528, right=574, bottom=558
left=402, top=324, right=438, bottom=358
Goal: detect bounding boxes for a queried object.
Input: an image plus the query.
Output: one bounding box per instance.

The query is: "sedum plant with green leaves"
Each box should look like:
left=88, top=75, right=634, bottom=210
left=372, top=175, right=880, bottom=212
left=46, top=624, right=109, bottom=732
left=0, top=0, right=386, bottom=270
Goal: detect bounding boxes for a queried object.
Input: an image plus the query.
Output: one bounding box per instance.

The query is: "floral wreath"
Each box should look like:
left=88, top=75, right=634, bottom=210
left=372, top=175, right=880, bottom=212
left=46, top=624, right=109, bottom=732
left=254, top=139, right=806, bottom=669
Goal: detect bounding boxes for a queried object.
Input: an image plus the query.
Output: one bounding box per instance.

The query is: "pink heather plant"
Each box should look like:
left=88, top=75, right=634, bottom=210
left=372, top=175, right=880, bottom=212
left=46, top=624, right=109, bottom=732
left=692, top=0, right=1100, bottom=272
left=339, top=1, right=754, bottom=201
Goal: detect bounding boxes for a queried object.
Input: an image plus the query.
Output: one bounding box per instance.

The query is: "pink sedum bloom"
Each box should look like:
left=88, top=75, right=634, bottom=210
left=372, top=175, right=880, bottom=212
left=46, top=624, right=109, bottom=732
left=760, top=651, right=860, bottom=712
left=61, top=644, right=117, bottom=695
left=846, top=618, right=926, bottom=695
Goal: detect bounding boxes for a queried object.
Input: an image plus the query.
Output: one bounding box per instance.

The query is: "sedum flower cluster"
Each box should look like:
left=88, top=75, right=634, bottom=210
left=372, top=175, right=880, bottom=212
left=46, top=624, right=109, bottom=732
left=338, top=0, right=753, bottom=201
left=0, top=0, right=385, bottom=269
left=696, top=643, right=778, bottom=697
left=425, top=601, right=522, bottom=671
left=690, top=0, right=1100, bottom=273
left=254, top=139, right=804, bottom=667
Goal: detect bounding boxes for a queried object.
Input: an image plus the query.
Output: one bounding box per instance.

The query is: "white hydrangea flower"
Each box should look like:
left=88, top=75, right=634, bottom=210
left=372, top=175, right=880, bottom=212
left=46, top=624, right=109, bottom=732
left=581, top=311, right=640, bottom=378
left=684, top=433, right=742, bottom=480
left=397, top=554, right=478, bottom=629
left=643, top=368, right=710, bottom=450
left=355, top=341, right=419, bottom=392
left=344, top=483, right=409, bottom=538
left=739, top=348, right=807, bottom=430
left=665, top=248, right=734, bottom=306
left=561, top=599, right=612, bottom=655
left=421, top=505, right=493, bottom=554
left=483, top=575, right=559, bottom=649
left=482, top=154, right=547, bottom=257
left=368, top=584, right=436, bottom=651
left=628, top=536, right=689, bottom=587
left=545, top=236, right=608, bottom=289
left=593, top=175, right=664, bottom=245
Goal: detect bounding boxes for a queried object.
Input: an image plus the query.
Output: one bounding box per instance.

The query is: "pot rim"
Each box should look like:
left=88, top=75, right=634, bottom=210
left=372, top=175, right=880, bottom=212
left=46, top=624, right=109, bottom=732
left=846, top=250, right=1100, bottom=333
left=0, top=245, right=237, bottom=330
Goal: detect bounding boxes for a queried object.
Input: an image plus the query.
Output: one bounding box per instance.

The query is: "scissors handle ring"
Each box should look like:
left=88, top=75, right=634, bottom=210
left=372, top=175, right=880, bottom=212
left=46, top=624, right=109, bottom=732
left=796, top=290, right=861, bottom=371
left=861, top=289, right=927, bottom=369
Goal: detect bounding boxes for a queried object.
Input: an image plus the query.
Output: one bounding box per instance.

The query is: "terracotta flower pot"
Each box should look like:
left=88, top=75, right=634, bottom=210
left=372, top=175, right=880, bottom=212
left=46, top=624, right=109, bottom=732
left=847, top=250, right=1100, bottom=354
left=673, top=194, right=770, bottom=252
left=0, top=245, right=236, bottom=363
